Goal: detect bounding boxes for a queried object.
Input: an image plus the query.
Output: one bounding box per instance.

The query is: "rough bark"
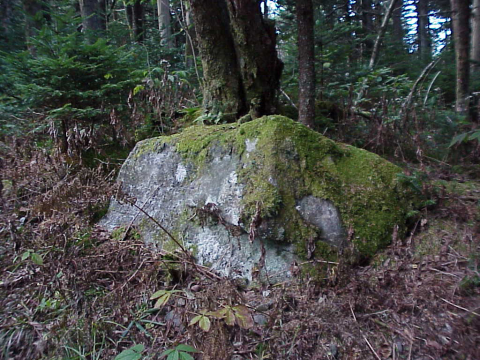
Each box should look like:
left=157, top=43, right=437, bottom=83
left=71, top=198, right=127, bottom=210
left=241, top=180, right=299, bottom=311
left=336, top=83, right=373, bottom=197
left=190, top=0, right=245, bottom=118
left=392, top=0, right=404, bottom=44
left=472, top=0, right=480, bottom=72
left=79, top=0, right=106, bottom=33
left=296, top=0, right=316, bottom=127
left=190, top=0, right=283, bottom=120
left=157, top=0, right=171, bottom=47
left=132, top=0, right=144, bottom=42
left=416, top=0, right=431, bottom=62
left=450, top=0, right=470, bottom=113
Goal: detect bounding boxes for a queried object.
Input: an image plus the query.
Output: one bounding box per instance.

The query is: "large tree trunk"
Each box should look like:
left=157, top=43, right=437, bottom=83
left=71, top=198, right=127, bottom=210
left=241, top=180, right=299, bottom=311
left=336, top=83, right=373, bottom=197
left=132, top=0, right=144, bottom=42
left=416, top=0, right=431, bottom=62
left=361, top=0, right=374, bottom=52
left=296, top=0, right=315, bottom=128
left=157, top=0, right=171, bottom=47
left=450, top=0, right=470, bottom=114
left=79, top=0, right=106, bottom=33
left=190, top=0, right=283, bottom=120
left=392, top=0, right=404, bottom=44
left=472, top=0, right=480, bottom=72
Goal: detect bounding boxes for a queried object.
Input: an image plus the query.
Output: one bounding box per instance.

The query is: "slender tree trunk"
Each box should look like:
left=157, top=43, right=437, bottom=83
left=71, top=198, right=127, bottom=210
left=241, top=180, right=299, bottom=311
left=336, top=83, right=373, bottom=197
left=369, top=0, right=398, bottom=69
left=472, top=0, right=480, bottom=72
left=184, top=1, right=196, bottom=67
left=132, top=0, right=144, bottom=42
left=190, top=0, right=283, bottom=120
left=157, top=0, right=171, bottom=47
left=356, top=0, right=398, bottom=103
left=263, top=0, right=268, bottom=19
left=416, top=0, right=431, bottom=62
left=296, top=0, right=316, bottom=128
left=79, top=0, right=106, bottom=33
left=450, top=0, right=470, bottom=114
left=392, top=0, right=404, bottom=44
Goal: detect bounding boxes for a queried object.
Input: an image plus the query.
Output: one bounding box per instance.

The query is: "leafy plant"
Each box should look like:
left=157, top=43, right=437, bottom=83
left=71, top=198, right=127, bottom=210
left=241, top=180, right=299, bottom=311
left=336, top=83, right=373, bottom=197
left=189, top=310, right=211, bottom=332
left=209, top=305, right=254, bottom=329
left=20, top=250, right=43, bottom=265
left=114, top=344, right=145, bottom=360
left=160, top=344, right=200, bottom=360
left=449, top=129, right=480, bottom=148
left=150, top=289, right=183, bottom=308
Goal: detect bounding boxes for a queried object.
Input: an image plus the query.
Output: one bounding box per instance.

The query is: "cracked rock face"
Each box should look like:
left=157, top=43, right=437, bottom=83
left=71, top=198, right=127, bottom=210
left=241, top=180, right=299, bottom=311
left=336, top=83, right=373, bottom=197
left=101, top=116, right=409, bottom=283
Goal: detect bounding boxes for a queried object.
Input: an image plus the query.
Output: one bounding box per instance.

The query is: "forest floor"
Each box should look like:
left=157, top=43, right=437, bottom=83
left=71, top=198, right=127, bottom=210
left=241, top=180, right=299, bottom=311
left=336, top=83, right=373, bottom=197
left=0, top=141, right=479, bottom=360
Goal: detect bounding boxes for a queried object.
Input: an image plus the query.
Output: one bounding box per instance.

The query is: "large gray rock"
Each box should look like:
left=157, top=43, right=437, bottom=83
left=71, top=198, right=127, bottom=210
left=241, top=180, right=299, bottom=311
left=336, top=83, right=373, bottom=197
left=101, top=116, right=410, bottom=282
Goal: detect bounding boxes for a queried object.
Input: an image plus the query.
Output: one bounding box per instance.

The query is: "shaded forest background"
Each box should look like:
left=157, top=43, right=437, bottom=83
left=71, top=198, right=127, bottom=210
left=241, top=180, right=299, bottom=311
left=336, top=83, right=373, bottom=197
left=0, top=0, right=479, bottom=359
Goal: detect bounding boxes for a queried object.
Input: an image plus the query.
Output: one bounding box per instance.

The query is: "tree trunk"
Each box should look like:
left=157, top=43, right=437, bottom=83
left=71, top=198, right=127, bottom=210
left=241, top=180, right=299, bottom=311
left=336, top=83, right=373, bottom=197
left=416, top=0, right=431, bottom=62
left=184, top=1, right=196, bottom=67
left=356, top=0, right=398, bottom=103
left=361, top=0, right=374, bottom=52
left=472, top=0, right=480, bottom=72
left=296, top=0, right=315, bottom=128
left=157, top=0, right=171, bottom=47
left=0, top=0, right=13, bottom=44
left=79, top=0, right=106, bottom=33
left=450, top=0, right=470, bottom=114
left=392, top=0, right=404, bottom=44
left=132, top=0, right=144, bottom=42
left=190, top=0, right=283, bottom=120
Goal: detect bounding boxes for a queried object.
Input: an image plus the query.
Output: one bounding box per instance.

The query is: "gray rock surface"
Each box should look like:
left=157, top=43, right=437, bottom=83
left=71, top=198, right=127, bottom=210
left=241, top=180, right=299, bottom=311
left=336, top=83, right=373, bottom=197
left=101, top=116, right=408, bottom=283
left=101, top=142, right=300, bottom=282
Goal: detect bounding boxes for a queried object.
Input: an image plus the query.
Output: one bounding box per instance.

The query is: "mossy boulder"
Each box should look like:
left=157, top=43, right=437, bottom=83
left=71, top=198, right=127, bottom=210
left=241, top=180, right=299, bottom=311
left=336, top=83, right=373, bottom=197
left=101, top=116, right=411, bottom=282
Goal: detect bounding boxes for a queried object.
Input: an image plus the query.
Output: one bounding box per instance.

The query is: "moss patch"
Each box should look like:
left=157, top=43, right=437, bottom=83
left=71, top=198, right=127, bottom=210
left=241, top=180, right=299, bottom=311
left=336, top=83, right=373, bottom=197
left=129, top=116, right=411, bottom=260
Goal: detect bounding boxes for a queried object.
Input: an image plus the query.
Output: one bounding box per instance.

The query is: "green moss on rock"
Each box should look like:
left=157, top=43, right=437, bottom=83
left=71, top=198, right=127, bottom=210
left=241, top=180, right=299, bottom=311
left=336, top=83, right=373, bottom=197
left=128, top=116, right=411, bottom=260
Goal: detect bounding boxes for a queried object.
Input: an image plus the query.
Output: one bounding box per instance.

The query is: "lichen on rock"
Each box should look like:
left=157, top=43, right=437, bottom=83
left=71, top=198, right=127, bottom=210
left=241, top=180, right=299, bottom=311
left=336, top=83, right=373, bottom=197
left=101, top=116, right=412, bottom=282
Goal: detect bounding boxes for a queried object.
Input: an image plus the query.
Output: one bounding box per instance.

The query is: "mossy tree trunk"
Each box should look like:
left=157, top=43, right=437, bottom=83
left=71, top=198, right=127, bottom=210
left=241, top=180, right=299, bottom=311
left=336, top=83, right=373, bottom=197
left=190, top=0, right=283, bottom=121
left=296, top=0, right=315, bottom=128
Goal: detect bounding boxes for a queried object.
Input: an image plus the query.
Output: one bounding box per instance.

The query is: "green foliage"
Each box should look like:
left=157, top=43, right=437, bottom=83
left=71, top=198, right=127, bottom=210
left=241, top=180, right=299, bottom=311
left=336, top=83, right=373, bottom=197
left=115, top=344, right=145, bottom=360
left=160, top=344, right=200, bottom=360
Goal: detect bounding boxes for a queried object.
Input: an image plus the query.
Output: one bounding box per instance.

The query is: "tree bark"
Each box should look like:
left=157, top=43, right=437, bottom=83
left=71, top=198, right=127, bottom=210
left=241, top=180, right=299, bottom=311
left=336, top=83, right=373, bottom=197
left=472, top=0, right=480, bottom=72
left=190, top=0, right=283, bottom=120
left=184, top=1, right=196, bottom=67
left=79, top=0, right=106, bottom=34
left=361, top=0, right=374, bottom=52
left=296, top=0, right=315, bottom=127
left=392, top=0, right=404, bottom=44
left=450, top=0, right=470, bottom=114
left=416, top=0, right=431, bottom=62
left=132, top=0, right=144, bottom=42
left=157, top=0, right=171, bottom=47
